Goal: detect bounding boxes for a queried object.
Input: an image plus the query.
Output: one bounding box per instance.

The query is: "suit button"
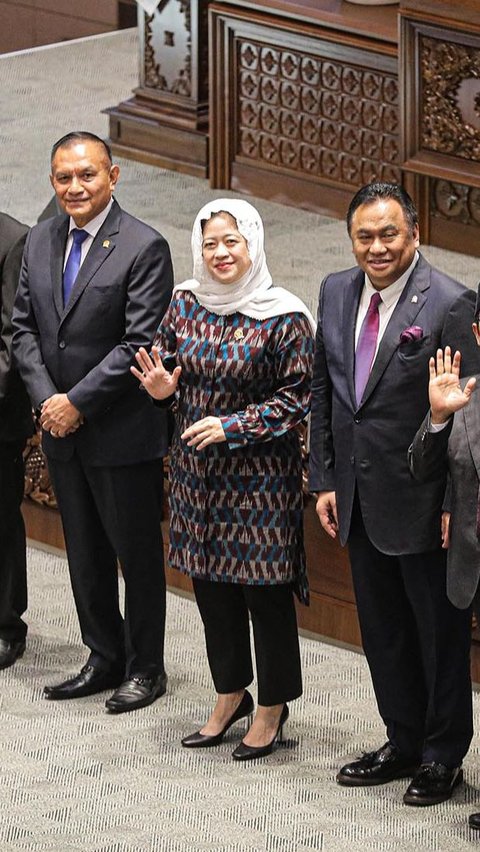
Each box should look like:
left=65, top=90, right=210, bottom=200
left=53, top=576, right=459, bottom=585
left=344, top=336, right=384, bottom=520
left=59, top=341, right=66, bottom=349
left=350, top=456, right=355, bottom=465
left=354, top=416, right=361, bottom=424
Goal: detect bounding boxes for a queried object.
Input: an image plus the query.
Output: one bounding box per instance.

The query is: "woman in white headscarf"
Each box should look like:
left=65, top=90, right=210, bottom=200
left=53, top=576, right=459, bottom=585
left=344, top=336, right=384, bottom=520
left=132, top=199, right=315, bottom=760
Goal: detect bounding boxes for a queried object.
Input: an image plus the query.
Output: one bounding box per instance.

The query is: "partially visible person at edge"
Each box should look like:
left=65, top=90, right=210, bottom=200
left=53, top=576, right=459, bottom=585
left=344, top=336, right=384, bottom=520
left=132, top=198, right=315, bottom=760
left=0, top=212, right=33, bottom=671
left=409, top=286, right=480, bottom=829
left=12, top=132, right=173, bottom=713
left=309, top=181, right=480, bottom=806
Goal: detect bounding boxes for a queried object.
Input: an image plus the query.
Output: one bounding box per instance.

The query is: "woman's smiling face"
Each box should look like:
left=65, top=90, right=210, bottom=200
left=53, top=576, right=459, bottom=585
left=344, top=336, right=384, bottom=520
left=201, top=213, right=252, bottom=285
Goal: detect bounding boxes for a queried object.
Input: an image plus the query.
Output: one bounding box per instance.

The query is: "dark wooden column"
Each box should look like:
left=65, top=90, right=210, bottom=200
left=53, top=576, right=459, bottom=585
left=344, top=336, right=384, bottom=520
left=105, top=0, right=209, bottom=177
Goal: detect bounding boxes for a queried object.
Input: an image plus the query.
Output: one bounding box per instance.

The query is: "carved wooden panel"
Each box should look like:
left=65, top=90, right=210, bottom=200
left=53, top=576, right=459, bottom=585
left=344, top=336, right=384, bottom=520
left=210, top=4, right=399, bottom=216
left=142, top=1, right=192, bottom=99
left=402, top=16, right=480, bottom=187
left=236, top=39, right=401, bottom=189
left=431, top=179, right=480, bottom=227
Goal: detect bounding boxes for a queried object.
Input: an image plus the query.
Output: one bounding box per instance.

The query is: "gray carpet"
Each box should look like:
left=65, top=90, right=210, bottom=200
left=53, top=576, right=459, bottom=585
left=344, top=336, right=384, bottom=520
left=0, top=545, right=479, bottom=852
left=2, top=27, right=480, bottom=852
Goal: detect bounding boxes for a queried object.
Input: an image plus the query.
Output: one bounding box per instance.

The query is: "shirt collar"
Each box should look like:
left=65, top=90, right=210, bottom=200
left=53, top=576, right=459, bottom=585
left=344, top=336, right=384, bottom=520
left=364, top=250, right=419, bottom=307
left=68, top=197, right=114, bottom=238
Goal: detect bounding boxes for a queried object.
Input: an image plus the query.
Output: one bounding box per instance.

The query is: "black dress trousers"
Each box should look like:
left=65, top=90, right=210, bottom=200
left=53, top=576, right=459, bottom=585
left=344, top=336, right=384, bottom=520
left=192, top=577, right=303, bottom=706
left=48, top=453, right=166, bottom=678
left=348, top=496, right=473, bottom=767
left=0, top=441, right=28, bottom=642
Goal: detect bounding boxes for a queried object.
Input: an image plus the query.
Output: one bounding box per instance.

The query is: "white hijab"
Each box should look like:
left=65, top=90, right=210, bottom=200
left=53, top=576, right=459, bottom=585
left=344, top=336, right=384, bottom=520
left=173, top=198, right=316, bottom=333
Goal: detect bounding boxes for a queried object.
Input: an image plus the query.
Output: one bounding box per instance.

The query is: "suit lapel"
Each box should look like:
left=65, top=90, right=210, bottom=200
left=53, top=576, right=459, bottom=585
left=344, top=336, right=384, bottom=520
left=61, top=201, right=121, bottom=321
left=344, top=269, right=364, bottom=409
left=359, top=255, right=430, bottom=408
left=50, top=215, right=69, bottom=318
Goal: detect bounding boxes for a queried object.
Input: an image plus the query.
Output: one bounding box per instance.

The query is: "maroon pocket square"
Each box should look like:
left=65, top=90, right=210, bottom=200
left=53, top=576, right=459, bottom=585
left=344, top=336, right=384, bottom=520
left=399, top=325, right=423, bottom=344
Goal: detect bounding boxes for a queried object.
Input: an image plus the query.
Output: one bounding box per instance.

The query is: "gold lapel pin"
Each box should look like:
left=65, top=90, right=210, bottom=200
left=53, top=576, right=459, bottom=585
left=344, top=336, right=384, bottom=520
left=234, top=328, right=244, bottom=340
left=102, top=240, right=110, bottom=248
left=411, top=295, right=418, bottom=303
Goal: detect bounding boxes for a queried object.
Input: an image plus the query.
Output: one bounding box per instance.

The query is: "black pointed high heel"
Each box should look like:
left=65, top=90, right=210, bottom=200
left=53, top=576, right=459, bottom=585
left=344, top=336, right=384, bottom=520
left=181, top=690, right=254, bottom=748
left=231, top=703, right=289, bottom=761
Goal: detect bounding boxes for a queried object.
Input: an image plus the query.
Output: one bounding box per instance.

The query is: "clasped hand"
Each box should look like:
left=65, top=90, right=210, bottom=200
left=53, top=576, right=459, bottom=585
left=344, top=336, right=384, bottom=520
left=131, top=346, right=226, bottom=449
left=428, top=347, right=476, bottom=424
left=40, top=394, right=83, bottom=438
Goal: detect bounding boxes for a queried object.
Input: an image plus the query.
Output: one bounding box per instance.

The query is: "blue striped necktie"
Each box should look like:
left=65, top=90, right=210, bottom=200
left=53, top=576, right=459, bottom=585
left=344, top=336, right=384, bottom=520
left=63, top=228, right=89, bottom=305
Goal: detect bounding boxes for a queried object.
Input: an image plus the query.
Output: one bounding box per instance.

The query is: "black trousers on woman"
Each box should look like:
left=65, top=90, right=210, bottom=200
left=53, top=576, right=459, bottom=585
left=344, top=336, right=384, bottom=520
left=192, top=578, right=302, bottom=706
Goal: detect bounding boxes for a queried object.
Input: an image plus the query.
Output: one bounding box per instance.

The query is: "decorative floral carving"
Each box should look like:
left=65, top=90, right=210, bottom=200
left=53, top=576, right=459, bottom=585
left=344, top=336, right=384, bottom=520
left=420, top=35, right=480, bottom=161
left=143, top=1, right=196, bottom=98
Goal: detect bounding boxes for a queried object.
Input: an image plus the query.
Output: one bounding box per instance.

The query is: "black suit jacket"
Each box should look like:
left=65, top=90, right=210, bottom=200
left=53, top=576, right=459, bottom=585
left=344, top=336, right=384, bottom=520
left=12, top=200, right=173, bottom=465
left=308, top=253, right=480, bottom=554
left=0, top=212, right=33, bottom=444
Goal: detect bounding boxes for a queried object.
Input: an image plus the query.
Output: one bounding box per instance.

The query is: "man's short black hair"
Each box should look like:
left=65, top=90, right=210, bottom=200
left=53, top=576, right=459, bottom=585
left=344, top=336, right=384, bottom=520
left=51, top=132, right=112, bottom=166
left=346, top=182, right=419, bottom=236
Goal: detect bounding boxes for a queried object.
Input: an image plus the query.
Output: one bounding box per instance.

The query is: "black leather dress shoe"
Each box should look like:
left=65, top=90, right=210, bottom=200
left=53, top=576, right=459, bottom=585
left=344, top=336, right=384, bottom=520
left=105, top=671, right=167, bottom=713
left=0, top=638, right=26, bottom=670
left=44, top=665, right=124, bottom=700
left=403, top=763, right=463, bottom=806
left=182, top=690, right=254, bottom=748
left=469, top=812, right=480, bottom=830
left=337, top=742, right=419, bottom=787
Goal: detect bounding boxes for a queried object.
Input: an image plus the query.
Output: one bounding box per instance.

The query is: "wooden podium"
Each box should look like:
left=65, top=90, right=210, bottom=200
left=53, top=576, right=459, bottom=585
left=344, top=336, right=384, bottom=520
left=105, top=0, right=209, bottom=177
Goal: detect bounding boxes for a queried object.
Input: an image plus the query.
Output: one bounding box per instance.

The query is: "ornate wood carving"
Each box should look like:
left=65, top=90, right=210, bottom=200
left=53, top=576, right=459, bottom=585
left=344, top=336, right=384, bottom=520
left=237, top=39, right=401, bottom=189
left=421, top=36, right=480, bottom=162
left=401, top=14, right=480, bottom=188
left=143, top=2, right=192, bottom=96
left=210, top=3, right=399, bottom=217
left=105, top=0, right=209, bottom=177
left=431, top=178, right=480, bottom=227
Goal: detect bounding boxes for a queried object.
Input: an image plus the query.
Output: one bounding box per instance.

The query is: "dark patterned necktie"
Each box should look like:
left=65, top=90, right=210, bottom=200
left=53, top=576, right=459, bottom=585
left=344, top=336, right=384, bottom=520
left=63, top=228, right=89, bottom=305
left=355, top=291, right=382, bottom=405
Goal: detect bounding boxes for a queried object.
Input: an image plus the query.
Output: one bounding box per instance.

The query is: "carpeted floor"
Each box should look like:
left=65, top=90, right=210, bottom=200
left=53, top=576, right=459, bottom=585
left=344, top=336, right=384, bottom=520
left=0, top=545, right=479, bottom=852
left=2, top=26, right=480, bottom=852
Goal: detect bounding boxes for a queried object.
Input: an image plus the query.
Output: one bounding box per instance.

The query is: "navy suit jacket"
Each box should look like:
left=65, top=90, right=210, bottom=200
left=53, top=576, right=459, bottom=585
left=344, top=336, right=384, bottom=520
left=12, top=199, right=173, bottom=466
left=308, top=253, right=479, bottom=554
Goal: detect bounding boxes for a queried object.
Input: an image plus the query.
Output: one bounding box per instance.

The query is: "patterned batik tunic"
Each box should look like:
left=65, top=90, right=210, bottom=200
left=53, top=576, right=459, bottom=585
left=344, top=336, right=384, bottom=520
left=154, top=291, right=314, bottom=604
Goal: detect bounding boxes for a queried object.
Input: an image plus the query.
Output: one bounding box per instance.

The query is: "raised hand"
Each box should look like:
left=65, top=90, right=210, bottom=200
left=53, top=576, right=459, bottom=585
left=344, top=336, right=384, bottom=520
left=131, top=346, right=181, bottom=400
left=428, top=347, right=476, bottom=424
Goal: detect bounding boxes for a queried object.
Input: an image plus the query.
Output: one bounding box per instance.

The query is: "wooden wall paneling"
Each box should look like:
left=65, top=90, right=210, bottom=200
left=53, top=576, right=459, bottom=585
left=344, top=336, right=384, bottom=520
left=209, top=2, right=400, bottom=218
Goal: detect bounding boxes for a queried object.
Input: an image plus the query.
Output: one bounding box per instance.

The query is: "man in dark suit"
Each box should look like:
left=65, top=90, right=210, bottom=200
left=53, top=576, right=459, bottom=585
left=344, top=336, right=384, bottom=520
left=309, top=182, right=479, bottom=806
left=13, top=132, right=173, bottom=713
left=409, top=320, right=480, bottom=828
left=0, top=212, right=33, bottom=670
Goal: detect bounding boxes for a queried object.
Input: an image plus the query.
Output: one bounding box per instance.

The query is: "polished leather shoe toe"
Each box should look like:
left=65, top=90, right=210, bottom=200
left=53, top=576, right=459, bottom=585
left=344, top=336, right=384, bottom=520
left=0, top=638, right=26, bottom=670
left=44, top=665, right=123, bottom=700
left=105, top=671, right=167, bottom=713
left=182, top=690, right=254, bottom=748
left=403, top=763, right=463, bottom=806
left=337, top=742, right=419, bottom=787
left=469, top=812, right=480, bottom=830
